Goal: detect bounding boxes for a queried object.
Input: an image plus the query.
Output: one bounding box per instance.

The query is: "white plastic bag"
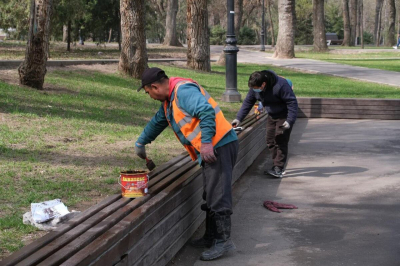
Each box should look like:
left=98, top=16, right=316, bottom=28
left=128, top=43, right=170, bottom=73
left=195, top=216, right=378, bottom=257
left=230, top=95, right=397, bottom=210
left=31, top=199, right=70, bottom=223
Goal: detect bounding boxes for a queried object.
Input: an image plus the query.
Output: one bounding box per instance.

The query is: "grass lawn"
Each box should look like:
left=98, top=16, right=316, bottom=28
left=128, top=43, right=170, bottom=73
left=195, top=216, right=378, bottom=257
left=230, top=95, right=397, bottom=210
left=291, top=51, right=400, bottom=72
left=1, top=62, right=400, bottom=258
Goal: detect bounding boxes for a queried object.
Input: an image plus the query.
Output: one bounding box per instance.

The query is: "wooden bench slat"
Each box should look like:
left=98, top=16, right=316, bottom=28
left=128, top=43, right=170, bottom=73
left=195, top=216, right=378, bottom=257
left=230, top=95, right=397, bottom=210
left=39, top=161, right=198, bottom=266
left=17, top=197, right=131, bottom=266
left=299, top=108, right=400, bottom=115
left=62, top=166, right=202, bottom=266
left=1, top=194, right=121, bottom=266
left=134, top=201, right=203, bottom=266
left=91, top=179, right=203, bottom=266
left=299, top=105, right=400, bottom=111
left=297, top=98, right=400, bottom=107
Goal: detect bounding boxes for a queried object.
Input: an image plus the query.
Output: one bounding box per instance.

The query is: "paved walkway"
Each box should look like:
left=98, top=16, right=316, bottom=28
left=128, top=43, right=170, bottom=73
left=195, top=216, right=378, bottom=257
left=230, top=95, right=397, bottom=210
left=169, top=118, right=400, bottom=266
left=210, top=45, right=400, bottom=88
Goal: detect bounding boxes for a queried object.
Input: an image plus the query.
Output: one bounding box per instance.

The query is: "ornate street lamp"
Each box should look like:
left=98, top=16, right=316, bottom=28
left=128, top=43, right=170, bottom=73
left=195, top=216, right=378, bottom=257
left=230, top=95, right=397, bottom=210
left=222, top=0, right=241, bottom=102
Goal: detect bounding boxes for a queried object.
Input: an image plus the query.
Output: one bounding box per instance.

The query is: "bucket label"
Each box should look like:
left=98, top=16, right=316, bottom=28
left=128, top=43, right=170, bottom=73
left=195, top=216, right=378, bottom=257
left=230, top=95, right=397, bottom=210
left=119, top=171, right=149, bottom=198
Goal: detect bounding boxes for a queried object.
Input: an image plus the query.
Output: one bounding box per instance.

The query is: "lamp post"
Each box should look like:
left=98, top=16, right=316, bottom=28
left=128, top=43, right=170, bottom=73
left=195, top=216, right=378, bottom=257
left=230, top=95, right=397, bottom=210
left=222, top=0, right=241, bottom=102
left=260, top=0, right=265, bottom=51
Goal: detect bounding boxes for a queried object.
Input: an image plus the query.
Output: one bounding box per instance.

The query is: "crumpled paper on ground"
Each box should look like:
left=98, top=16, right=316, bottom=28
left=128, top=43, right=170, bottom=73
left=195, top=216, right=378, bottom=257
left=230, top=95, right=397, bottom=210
left=23, top=199, right=81, bottom=231
left=31, top=199, right=70, bottom=223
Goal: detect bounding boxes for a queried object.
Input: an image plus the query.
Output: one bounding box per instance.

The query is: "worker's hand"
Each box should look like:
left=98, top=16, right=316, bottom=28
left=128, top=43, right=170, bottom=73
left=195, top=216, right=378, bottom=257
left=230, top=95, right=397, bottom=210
left=134, top=142, right=147, bottom=159
left=280, top=121, right=291, bottom=130
left=200, top=143, right=217, bottom=164
left=231, top=119, right=240, bottom=128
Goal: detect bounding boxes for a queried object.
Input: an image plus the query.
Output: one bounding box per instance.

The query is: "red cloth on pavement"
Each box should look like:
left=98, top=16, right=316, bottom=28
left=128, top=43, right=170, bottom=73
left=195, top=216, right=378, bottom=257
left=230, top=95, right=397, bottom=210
left=263, top=201, right=298, bottom=213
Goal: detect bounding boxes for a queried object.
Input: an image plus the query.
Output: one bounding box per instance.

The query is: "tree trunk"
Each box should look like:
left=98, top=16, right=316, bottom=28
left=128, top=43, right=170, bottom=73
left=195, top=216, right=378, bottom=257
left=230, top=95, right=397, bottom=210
left=235, top=0, right=244, bottom=38
left=116, top=6, right=122, bottom=51
left=387, top=0, right=396, bottom=46
left=217, top=48, right=225, bottom=66
left=267, top=0, right=275, bottom=47
left=63, top=25, right=68, bottom=42
left=163, top=0, right=182, bottom=46
left=273, top=0, right=295, bottom=59
left=374, top=0, right=384, bottom=46
left=350, top=0, right=357, bottom=45
left=67, top=20, right=71, bottom=52
left=18, top=0, right=52, bottom=90
left=119, top=0, right=148, bottom=78
left=312, top=0, right=327, bottom=51
left=187, top=0, right=210, bottom=71
left=360, top=0, right=364, bottom=48
left=108, top=28, right=113, bottom=43
left=342, top=0, right=351, bottom=46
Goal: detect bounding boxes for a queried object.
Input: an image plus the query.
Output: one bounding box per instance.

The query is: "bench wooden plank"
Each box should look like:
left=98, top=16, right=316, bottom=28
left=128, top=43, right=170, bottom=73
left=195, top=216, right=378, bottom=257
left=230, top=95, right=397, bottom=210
left=134, top=201, right=203, bottom=266
left=298, top=112, right=400, bottom=120
left=298, top=105, right=400, bottom=111
left=299, top=108, right=400, bottom=115
left=61, top=166, right=202, bottom=266
left=153, top=209, right=204, bottom=266
left=297, top=97, right=400, bottom=107
left=16, top=197, right=132, bottom=266
left=38, top=161, right=198, bottom=266
left=1, top=194, right=121, bottom=266
left=92, top=181, right=204, bottom=266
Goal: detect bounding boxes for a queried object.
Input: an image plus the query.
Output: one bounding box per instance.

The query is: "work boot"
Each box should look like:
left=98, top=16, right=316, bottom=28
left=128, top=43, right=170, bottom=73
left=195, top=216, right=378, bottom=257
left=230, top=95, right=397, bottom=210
left=265, top=166, right=283, bottom=178
left=200, top=215, right=235, bottom=261
left=191, top=209, right=213, bottom=248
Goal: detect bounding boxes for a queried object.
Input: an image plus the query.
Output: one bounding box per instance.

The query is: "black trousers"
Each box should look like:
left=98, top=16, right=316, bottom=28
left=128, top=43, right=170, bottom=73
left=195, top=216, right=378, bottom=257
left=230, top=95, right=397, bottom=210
left=266, top=116, right=293, bottom=168
left=202, top=140, right=239, bottom=216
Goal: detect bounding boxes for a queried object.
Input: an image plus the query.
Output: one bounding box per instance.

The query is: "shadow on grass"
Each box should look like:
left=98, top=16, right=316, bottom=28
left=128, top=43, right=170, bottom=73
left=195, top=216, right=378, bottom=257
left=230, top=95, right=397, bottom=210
left=0, top=71, right=162, bottom=126
left=0, top=146, right=132, bottom=168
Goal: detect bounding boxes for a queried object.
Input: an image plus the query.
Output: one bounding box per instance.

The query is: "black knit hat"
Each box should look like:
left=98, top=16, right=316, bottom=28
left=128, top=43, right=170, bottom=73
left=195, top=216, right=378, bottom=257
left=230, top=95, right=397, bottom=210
left=137, top=67, right=168, bottom=92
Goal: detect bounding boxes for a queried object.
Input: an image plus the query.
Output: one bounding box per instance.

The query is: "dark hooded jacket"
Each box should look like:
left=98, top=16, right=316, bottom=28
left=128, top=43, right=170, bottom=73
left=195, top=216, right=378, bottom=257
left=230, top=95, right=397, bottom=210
left=236, top=70, right=298, bottom=125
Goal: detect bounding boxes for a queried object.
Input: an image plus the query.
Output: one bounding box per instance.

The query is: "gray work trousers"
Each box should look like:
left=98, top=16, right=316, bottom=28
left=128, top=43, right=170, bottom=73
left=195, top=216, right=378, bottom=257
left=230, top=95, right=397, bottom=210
left=202, top=140, right=239, bottom=216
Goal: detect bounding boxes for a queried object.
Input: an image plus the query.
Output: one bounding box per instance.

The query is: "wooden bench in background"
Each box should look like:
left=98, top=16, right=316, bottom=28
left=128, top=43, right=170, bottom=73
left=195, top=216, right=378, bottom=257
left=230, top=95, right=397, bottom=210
left=298, top=98, right=400, bottom=120
left=2, top=113, right=268, bottom=266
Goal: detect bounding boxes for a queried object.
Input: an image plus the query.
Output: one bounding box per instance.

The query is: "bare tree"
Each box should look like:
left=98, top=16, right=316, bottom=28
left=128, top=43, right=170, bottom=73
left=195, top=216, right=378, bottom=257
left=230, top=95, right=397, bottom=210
left=360, top=0, right=364, bottom=48
left=374, top=0, right=384, bottom=46
left=267, top=0, right=276, bottom=47
left=273, top=0, right=296, bottom=59
left=63, top=25, right=68, bottom=42
left=187, top=0, right=210, bottom=71
left=342, top=0, right=351, bottom=46
left=235, top=0, right=244, bottom=37
left=387, top=0, right=396, bottom=46
left=18, top=0, right=53, bottom=90
left=163, top=0, right=182, bottom=46
left=312, top=0, right=327, bottom=51
left=119, top=0, right=148, bottom=78
left=350, top=0, right=358, bottom=45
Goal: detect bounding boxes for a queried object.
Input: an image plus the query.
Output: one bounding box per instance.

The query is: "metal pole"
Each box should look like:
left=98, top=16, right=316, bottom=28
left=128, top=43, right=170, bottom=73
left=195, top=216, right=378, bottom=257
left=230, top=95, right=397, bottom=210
left=222, top=0, right=241, bottom=102
left=260, top=0, right=265, bottom=51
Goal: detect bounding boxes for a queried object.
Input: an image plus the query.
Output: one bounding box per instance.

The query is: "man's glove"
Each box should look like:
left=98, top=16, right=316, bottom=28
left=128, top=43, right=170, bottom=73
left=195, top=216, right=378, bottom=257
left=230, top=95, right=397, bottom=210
left=231, top=119, right=241, bottom=128
left=280, top=121, right=291, bottom=130
left=134, top=142, right=147, bottom=159
left=200, top=142, right=217, bottom=164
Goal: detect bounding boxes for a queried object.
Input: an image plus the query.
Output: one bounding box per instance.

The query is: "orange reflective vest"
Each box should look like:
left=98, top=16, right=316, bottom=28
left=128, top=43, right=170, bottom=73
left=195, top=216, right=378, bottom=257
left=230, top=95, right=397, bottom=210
left=163, top=81, right=233, bottom=161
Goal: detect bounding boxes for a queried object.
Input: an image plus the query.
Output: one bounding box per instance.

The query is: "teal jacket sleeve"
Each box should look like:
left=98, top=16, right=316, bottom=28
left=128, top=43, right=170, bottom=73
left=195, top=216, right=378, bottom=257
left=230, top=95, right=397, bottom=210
left=136, top=105, right=169, bottom=145
left=176, top=83, right=216, bottom=143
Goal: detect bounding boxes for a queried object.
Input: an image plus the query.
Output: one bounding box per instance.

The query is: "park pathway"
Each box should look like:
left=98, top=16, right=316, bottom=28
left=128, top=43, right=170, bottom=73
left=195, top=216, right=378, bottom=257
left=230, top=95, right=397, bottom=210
left=210, top=45, right=400, bottom=88
left=168, top=118, right=400, bottom=266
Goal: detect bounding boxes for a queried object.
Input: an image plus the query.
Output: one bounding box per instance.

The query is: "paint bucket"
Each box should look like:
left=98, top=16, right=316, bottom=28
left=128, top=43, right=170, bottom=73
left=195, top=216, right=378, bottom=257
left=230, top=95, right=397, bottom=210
left=119, top=170, right=149, bottom=198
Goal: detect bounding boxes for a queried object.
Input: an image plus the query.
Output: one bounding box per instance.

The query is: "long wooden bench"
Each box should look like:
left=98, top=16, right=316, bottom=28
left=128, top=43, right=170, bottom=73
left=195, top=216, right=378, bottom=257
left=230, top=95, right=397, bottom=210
left=2, top=113, right=268, bottom=266
left=298, top=97, right=400, bottom=120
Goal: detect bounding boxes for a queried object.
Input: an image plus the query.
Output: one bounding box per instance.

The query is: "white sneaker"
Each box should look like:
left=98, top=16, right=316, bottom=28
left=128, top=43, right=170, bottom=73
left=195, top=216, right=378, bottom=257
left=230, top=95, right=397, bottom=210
left=394, top=46, right=398, bottom=49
